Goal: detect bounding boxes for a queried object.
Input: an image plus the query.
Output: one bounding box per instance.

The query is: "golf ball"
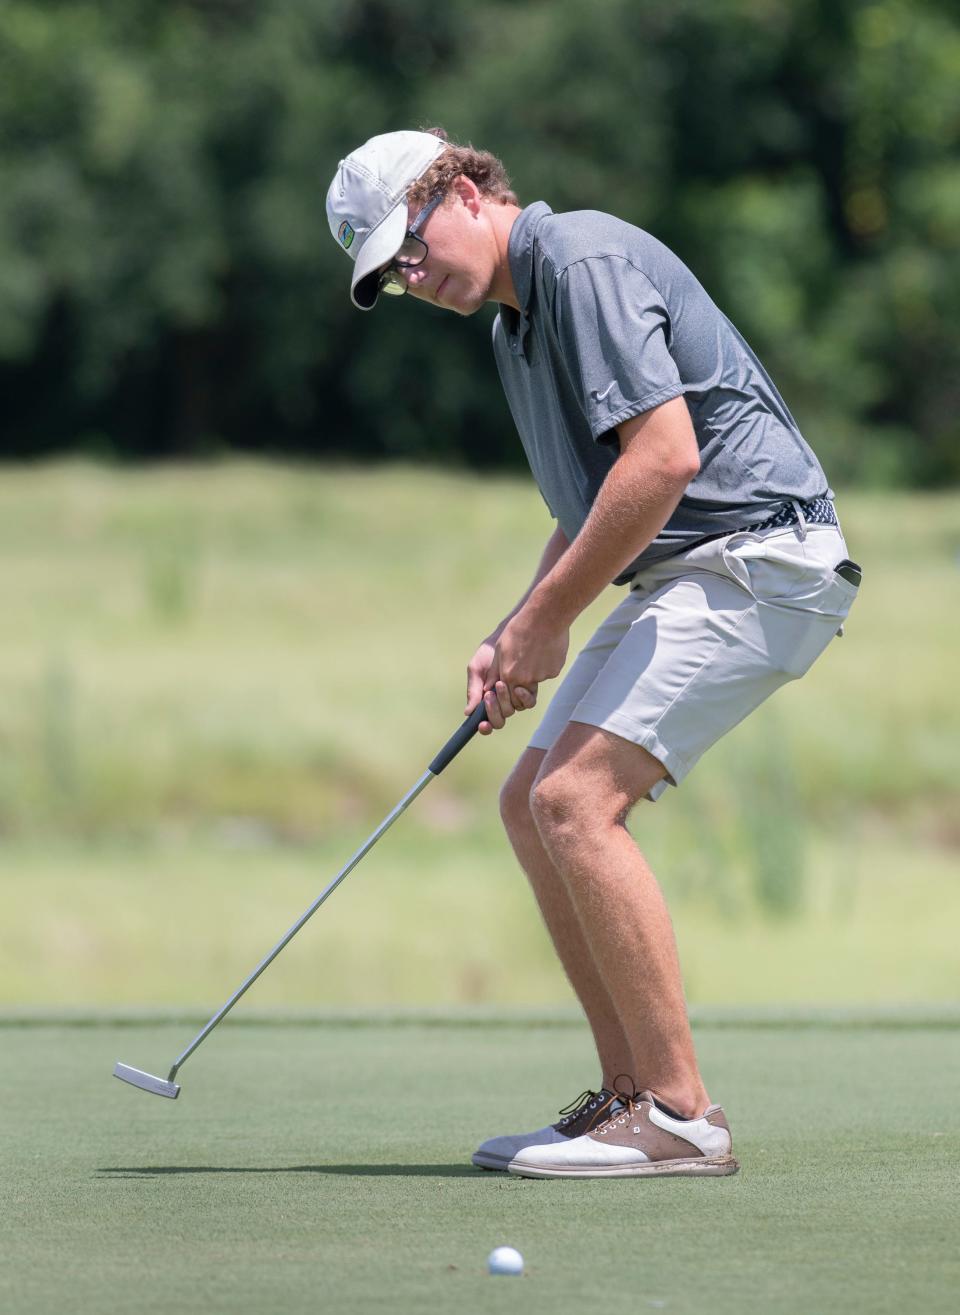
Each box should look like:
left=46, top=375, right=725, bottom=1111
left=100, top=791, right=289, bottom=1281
left=487, top=1245, right=524, bottom=1276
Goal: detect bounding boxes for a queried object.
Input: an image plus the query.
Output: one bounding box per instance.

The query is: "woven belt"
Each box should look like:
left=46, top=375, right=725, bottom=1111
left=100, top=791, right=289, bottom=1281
left=744, top=496, right=838, bottom=534
left=692, top=497, right=839, bottom=550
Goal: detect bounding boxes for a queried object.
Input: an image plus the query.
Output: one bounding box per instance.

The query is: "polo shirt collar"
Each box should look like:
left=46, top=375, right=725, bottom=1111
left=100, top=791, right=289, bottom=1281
left=501, top=200, right=553, bottom=352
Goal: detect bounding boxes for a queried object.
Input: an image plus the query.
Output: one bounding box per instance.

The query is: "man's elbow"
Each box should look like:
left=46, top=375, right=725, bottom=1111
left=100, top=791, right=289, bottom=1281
left=669, top=441, right=700, bottom=488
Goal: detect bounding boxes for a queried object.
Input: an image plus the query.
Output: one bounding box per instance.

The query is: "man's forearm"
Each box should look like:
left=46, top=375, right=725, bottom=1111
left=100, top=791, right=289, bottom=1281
left=501, top=524, right=570, bottom=626
left=526, top=449, right=691, bottom=626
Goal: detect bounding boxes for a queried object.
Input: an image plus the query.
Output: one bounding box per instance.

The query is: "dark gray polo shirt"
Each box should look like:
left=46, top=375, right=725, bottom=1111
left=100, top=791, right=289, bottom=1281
left=492, top=202, right=832, bottom=581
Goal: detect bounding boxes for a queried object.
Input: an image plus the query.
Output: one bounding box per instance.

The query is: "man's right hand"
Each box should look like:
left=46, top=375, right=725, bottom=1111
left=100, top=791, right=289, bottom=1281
left=466, top=633, right=537, bottom=735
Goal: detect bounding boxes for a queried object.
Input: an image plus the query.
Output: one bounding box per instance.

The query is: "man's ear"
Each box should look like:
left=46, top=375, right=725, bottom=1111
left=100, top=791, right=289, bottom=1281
left=451, top=174, right=483, bottom=216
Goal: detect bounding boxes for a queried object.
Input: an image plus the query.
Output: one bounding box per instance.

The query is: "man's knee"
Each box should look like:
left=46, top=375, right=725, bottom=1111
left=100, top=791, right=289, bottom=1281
left=499, top=748, right=546, bottom=836
left=530, top=724, right=667, bottom=846
left=529, top=765, right=600, bottom=846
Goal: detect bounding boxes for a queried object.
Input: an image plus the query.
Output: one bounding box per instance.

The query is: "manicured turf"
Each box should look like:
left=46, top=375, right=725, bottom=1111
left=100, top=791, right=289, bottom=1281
left=3, top=1014, right=958, bottom=1313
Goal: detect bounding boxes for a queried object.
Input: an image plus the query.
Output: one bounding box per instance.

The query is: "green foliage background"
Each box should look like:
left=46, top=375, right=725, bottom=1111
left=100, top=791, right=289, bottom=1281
left=1, top=0, right=958, bottom=481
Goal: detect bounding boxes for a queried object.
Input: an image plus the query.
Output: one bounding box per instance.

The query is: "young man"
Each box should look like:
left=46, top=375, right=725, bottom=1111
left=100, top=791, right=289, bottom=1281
left=326, top=130, right=860, bottom=1179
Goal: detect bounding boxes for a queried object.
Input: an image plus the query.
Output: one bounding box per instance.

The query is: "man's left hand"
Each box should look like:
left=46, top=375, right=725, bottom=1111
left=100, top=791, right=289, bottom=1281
left=490, top=606, right=569, bottom=709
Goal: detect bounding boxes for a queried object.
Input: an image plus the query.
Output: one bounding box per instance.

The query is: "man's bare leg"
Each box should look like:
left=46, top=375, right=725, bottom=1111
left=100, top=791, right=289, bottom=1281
left=500, top=746, right=635, bottom=1090
left=529, top=722, right=710, bottom=1119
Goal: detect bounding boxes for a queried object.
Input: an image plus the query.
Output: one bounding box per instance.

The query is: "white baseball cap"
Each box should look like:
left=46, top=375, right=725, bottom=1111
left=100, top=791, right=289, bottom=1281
left=326, top=130, right=447, bottom=311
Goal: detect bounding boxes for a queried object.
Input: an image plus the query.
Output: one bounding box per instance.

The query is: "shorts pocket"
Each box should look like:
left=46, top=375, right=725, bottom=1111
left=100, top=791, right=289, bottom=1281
left=722, top=535, right=860, bottom=677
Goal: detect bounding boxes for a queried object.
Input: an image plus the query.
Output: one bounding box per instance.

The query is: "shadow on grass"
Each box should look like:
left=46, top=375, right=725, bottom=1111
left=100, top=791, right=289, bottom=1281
left=97, top=1163, right=488, bottom=1179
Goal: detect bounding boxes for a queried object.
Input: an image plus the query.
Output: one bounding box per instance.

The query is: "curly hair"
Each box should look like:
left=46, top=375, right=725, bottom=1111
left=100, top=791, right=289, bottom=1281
left=406, top=127, right=519, bottom=208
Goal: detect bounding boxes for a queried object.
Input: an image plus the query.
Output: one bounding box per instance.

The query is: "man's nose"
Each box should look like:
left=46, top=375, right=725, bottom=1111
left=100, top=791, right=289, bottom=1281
left=404, top=264, right=429, bottom=288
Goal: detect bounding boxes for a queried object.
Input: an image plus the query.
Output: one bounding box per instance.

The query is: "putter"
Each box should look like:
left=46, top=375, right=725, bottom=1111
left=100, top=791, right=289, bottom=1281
left=114, top=701, right=489, bottom=1099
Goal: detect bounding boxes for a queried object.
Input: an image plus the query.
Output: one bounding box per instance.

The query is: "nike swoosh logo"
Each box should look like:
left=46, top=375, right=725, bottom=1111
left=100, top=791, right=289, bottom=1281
left=591, top=382, right=616, bottom=402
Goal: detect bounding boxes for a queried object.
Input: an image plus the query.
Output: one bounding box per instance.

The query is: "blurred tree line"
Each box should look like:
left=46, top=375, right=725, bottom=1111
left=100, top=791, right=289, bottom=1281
left=0, top=0, right=957, bottom=483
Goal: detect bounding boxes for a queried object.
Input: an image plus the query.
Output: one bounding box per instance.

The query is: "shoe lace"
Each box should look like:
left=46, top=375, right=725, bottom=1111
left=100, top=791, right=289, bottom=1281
left=595, top=1076, right=644, bottom=1136
left=555, top=1089, right=602, bottom=1129
left=556, top=1075, right=634, bottom=1130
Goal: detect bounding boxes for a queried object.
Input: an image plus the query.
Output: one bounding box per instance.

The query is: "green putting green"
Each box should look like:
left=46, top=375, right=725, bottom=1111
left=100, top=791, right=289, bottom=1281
left=3, top=1013, right=958, bottom=1314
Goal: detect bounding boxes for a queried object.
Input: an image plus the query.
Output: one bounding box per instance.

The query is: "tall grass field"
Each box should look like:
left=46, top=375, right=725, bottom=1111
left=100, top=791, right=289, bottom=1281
left=0, top=461, right=956, bottom=1007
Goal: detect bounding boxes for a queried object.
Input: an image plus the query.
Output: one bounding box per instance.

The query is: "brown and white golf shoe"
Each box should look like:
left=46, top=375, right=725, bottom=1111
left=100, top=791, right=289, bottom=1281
left=471, top=1086, right=624, bottom=1171
left=507, top=1089, right=739, bottom=1178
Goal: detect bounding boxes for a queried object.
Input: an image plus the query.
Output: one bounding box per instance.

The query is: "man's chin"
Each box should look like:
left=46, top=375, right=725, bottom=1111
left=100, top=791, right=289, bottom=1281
left=413, top=276, right=486, bottom=317
left=435, top=274, right=491, bottom=317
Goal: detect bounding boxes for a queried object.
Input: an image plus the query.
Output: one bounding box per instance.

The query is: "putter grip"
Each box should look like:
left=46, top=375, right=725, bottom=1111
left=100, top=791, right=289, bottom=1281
left=428, top=702, right=487, bottom=776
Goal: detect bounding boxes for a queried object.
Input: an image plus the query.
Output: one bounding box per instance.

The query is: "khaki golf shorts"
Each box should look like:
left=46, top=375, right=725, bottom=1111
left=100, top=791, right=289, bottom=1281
left=528, top=524, right=859, bottom=801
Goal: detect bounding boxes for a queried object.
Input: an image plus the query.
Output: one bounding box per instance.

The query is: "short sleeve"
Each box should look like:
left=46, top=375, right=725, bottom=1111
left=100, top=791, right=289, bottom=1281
left=551, top=256, right=683, bottom=444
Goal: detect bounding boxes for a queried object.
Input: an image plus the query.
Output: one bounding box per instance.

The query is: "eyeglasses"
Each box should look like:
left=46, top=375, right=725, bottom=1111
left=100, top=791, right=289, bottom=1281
left=378, top=193, right=445, bottom=298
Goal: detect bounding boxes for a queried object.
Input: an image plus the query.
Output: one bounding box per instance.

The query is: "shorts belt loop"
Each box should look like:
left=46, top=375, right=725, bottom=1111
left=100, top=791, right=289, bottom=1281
left=790, top=499, right=808, bottom=541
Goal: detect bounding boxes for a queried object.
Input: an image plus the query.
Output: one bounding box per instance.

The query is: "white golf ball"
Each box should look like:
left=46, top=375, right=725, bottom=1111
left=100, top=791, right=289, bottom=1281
left=487, top=1245, right=524, bottom=1276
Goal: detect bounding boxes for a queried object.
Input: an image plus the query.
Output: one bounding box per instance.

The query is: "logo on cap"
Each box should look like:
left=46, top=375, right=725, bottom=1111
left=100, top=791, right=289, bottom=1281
left=337, top=220, right=355, bottom=250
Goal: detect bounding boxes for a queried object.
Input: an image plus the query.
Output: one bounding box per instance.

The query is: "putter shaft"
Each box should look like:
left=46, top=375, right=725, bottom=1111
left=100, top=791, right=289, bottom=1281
left=115, top=702, right=487, bottom=1097
left=166, top=769, right=434, bottom=1081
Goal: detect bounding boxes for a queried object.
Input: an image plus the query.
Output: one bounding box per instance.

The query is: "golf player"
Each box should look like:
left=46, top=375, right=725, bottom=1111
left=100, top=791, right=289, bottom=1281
left=326, top=130, right=860, bottom=1179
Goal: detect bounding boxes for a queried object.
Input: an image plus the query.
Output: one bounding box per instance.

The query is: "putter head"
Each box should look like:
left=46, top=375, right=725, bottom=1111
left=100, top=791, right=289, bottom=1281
left=113, top=1062, right=181, bottom=1099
